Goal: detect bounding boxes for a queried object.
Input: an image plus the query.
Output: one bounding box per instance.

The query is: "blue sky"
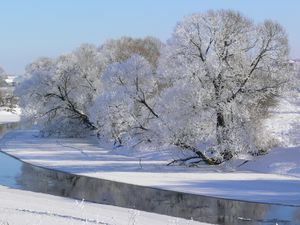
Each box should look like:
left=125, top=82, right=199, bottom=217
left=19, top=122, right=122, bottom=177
left=1, top=0, right=299, bottom=74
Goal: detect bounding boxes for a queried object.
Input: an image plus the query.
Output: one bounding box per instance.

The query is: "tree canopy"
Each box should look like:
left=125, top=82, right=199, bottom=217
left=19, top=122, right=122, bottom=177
left=17, top=10, right=294, bottom=164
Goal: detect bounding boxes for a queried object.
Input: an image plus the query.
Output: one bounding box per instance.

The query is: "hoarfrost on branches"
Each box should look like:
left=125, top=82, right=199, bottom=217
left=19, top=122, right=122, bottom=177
left=90, top=55, right=160, bottom=146
left=16, top=10, right=295, bottom=165
left=155, top=10, right=292, bottom=164
left=16, top=44, right=103, bottom=136
left=17, top=37, right=163, bottom=138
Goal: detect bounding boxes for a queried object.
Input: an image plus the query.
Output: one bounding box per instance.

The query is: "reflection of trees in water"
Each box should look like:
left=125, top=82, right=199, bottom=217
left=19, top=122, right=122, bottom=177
left=294, top=208, right=300, bottom=222
left=18, top=164, right=299, bottom=225
left=17, top=164, right=78, bottom=196
left=0, top=125, right=5, bottom=136
left=0, top=122, right=19, bottom=137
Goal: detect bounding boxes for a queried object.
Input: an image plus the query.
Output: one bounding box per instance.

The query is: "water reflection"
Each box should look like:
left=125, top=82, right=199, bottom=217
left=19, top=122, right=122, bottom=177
left=0, top=122, right=19, bottom=138
left=0, top=152, right=22, bottom=188
left=1, top=123, right=300, bottom=225
left=11, top=163, right=300, bottom=225
left=0, top=123, right=22, bottom=187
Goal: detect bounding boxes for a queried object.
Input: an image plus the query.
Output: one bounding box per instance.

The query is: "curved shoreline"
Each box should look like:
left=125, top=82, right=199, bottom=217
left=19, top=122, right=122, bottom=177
left=0, top=148, right=300, bottom=224
left=1, top=125, right=300, bottom=224
left=0, top=148, right=299, bottom=208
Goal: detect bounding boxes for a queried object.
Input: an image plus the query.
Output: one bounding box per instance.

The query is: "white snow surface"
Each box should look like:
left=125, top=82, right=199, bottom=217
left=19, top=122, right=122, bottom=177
left=4, top=76, right=15, bottom=84
left=264, top=97, right=300, bottom=146
left=1, top=128, right=300, bottom=206
left=0, top=185, right=209, bottom=225
left=0, top=108, right=20, bottom=124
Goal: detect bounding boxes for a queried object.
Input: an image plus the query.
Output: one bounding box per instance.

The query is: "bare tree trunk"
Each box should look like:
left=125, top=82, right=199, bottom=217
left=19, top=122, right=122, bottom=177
left=174, top=141, right=221, bottom=165
left=216, top=111, right=233, bottom=161
left=216, top=111, right=225, bottom=145
left=213, top=71, right=233, bottom=161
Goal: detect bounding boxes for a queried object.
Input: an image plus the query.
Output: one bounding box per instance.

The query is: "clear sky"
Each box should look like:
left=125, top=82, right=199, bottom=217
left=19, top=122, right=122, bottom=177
left=0, top=0, right=299, bottom=75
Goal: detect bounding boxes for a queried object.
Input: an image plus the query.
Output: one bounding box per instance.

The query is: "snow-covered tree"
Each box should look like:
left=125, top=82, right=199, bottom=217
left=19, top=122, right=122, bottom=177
left=0, top=67, right=5, bottom=77
left=0, top=67, right=8, bottom=86
left=155, top=10, right=292, bottom=164
left=0, top=67, right=13, bottom=108
left=100, top=36, right=163, bottom=67
left=17, top=37, right=163, bottom=138
left=89, top=55, right=160, bottom=146
left=0, top=90, right=3, bottom=107
left=15, top=11, right=293, bottom=166
left=16, top=44, right=105, bottom=136
left=88, top=37, right=164, bottom=145
left=0, top=67, right=4, bottom=105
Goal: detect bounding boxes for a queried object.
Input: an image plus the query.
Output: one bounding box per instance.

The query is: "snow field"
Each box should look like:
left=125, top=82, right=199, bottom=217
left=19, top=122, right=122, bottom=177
left=0, top=185, right=211, bottom=225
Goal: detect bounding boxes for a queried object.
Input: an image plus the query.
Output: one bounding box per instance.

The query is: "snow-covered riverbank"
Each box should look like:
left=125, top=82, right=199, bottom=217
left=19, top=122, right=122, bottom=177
left=0, top=108, right=20, bottom=124
left=0, top=185, right=209, bottom=225
left=1, top=129, right=300, bottom=206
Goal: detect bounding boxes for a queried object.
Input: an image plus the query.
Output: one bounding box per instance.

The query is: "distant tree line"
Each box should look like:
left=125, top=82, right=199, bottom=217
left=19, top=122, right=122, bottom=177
left=16, top=10, right=294, bottom=165
left=0, top=67, right=18, bottom=110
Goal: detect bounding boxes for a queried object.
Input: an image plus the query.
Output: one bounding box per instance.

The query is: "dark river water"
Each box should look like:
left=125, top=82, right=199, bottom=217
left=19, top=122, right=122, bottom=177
left=0, top=123, right=300, bottom=225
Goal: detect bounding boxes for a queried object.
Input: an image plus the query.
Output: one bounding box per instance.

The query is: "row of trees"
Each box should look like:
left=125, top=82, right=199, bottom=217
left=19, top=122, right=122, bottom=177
left=0, top=68, right=4, bottom=103
left=0, top=67, right=17, bottom=109
left=17, top=10, right=293, bottom=164
left=0, top=68, right=4, bottom=105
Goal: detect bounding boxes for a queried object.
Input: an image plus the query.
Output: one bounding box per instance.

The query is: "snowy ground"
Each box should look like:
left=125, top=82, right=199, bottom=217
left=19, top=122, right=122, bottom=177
left=0, top=185, right=209, bottom=225
left=0, top=107, right=20, bottom=124
left=264, top=97, right=300, bottom=147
